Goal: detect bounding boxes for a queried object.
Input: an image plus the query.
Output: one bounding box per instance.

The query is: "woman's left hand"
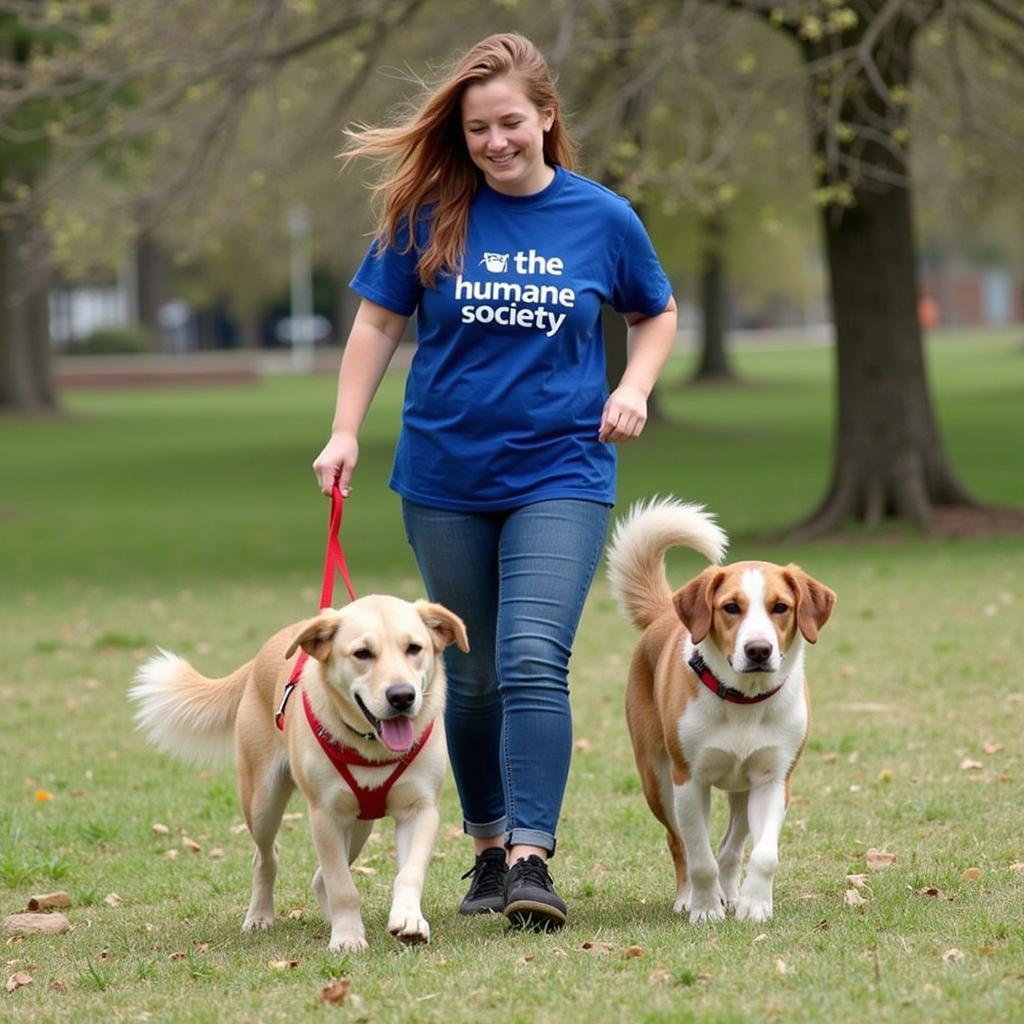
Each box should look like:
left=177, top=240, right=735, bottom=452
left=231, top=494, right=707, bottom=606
left=598, top=384, right=649, bottom=443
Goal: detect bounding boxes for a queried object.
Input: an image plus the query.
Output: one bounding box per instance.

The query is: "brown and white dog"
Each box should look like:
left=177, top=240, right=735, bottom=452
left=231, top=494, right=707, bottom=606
left=606, top=497, right=835, bottom=924
left=130, top=595, right=468, bottom=951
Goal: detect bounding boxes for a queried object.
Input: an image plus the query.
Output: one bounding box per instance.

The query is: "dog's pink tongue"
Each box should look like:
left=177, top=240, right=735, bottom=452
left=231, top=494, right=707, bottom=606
left=379, top=716, right=414, bottom=752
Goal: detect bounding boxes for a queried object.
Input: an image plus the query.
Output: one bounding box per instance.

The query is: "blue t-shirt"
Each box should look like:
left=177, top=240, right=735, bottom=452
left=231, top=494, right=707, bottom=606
left=350, top=166, right=672, bottom=511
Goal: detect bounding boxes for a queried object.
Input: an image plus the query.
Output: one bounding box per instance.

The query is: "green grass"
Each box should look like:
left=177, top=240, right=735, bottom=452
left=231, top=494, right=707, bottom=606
left=1, top=328, right=1023, bottom=1022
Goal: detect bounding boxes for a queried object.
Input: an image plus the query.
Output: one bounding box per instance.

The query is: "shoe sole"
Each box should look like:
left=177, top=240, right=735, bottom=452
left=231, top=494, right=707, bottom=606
left=458, top=901, right=505, bottom=916
left=504, top=898, right=566, bottom=932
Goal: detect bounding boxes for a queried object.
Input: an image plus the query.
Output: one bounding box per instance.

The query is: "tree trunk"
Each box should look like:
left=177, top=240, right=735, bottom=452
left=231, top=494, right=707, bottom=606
left=0, top=214, right=56, bottom=413
left=136, top=230, right=168, bottom=348
left=690, top=211, right=736, bottom=382
left=793, top=10, right=977, bottom=537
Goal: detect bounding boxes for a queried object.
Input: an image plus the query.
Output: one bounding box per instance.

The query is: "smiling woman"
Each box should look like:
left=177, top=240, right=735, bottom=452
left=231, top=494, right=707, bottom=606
left=309, top=31, right=677, bottom=932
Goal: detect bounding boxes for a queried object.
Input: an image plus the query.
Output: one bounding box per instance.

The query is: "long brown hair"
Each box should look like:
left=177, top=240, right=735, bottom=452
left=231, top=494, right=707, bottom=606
left=342, top=33, right=577, bottom=287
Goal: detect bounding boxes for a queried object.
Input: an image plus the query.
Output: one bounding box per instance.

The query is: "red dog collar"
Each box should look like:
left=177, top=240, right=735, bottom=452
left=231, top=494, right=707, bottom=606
left=688, top=652, right=784, bottom=704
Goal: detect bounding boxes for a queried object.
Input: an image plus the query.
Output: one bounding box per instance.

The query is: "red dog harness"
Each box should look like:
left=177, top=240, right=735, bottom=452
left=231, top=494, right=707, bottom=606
left=688, top=652, right=784, bottom=704
left=275, top=485, right=435, bottom=820
left=302, top=690, right=434, bottom=821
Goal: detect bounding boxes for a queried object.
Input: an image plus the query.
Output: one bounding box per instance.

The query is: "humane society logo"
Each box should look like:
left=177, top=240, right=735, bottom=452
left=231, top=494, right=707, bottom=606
left=457, top=248, right=575, bottom=337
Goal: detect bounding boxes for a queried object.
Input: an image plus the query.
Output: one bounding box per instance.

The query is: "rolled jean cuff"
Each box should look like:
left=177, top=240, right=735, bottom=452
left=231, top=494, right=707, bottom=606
left=506, top=828, right=557, bottom=857
left=464, top=816, right=506, bottom=840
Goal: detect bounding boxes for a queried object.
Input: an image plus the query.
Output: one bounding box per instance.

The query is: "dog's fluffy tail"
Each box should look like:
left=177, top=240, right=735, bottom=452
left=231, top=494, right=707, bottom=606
left=606, top=496, right=728, bottom=631
left=129, top=650, right=253, bottom=765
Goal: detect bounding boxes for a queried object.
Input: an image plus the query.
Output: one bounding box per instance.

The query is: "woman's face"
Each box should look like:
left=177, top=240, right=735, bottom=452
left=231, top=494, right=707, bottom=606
left=461, top=75, right=555, bottom=196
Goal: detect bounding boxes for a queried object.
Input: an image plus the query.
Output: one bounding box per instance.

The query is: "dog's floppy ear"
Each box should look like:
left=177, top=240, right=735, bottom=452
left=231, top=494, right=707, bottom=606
left=782, top=566, right=836, bottom=643
left=673, top=567, right=723, bottom=644
left=285, top=611, right=342, bottom=663
left=415, top=601, right=470, bottom=653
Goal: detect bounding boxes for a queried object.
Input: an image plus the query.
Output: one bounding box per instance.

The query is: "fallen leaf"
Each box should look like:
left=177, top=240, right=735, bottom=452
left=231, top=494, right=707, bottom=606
left=104, top=893, right=122, bottom=908
left=982, top=742, right=1003, bottom=755
left=5, top=971, right=33, bottom=993
left=1010, top=863, right=1024, bottom=874
left=961, top=867, right=983, bottom=880
left=752, top=932, right=769, bottom=944
left=2, top=913, right=71, bottom=936
left=573, top=738, right=592, bottom=752
left=580, top=941, right=615, bottom=954
left=876, top=769, right=894, bottom=783
left=26, top=892, right=71, bottom=911
left=208, top=848, right=225, bottom=860
left=915, top=886, right=942, bottom=897
left=164, top=849, right=178, bottom=860
left=320, top=978, right=351, bottom=1005
left=844, top=889, right=869, bottom=907
left=151, top=823, right=170, bottom=836
left=959, top=758, right=984, bottom=771
left=774, top=957, right=788, bottom=975
left=814, top=920, right=831, bottom=931
left=352, top=866, right=377, bottom=877
left=649, top=965, right=671, bottom=985
left=282, top=812, right=304, bottom=821
left=865, top=848, right=897, bottom=870
left=181, top=836, right=201, bottom=854
left=941, top=948, right=966, bottom=962
left=287, top=908, right=304, bottom=920
left=47, top=980, right=68, bottom=994
left=846, top=873, right=870, bottom=888
left=269, top=959, right=299, bottom=971
left=34, top=790, right=54, bottom=803
left=515, top=954, right=535, bottom=969
left=624, top=945, right=645, bottom=959
left=230, top=823, right=249, bottom=835
left=167, top=951, right=187, bottom=962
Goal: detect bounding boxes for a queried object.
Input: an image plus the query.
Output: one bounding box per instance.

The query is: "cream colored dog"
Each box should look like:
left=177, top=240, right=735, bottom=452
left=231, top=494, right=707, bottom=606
left=606, top=497, right=835, bottom=924
left=130, top=595, right=468, bottom=951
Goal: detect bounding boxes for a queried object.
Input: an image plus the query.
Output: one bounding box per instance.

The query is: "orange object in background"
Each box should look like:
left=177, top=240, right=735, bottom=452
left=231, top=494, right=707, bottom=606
left=918, top=294, right=940, bottom=330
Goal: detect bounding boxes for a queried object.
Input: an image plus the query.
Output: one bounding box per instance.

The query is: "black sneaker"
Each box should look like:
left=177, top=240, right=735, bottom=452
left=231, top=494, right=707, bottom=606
left=503, top=854, right=567, bottom=931
left=458, top=848, right=509, bottom=915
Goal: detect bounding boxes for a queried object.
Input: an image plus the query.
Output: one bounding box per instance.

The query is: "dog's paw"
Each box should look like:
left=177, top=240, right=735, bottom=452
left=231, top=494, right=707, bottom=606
left=673, top=886, right=692, bottom=914
left=328, top=930, right=369, bottom=953
left=242, top=913, right=274, bottom=932
left=388, top=913, right=430, bottom=945
left=735, top=894, right=773, bottom=923
left=686, top=884, right=726, bottom=924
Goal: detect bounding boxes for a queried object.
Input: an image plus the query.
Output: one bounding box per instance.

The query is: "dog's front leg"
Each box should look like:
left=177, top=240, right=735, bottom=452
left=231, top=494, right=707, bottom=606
left=308, top=807, right=367, bottom=952
left=735, top=779, right=786, bottom=923
left=387, top=803, right=439, bottom=944
left=673, top=780, right=725, bottom=923
left=717, top=790, right=749, bottom=907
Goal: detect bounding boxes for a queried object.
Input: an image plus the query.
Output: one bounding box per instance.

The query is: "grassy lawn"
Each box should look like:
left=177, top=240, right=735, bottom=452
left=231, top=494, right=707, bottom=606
left=1, top=328, right=1022, bottom=1022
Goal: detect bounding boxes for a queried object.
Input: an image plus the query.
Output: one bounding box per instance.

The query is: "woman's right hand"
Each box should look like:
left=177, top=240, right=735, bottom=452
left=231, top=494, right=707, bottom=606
left=312, top=431, right=359, bottom=497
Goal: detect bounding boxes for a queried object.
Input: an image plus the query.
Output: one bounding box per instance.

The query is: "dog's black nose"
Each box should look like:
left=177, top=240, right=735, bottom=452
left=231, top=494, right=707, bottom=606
left=744, top=640, right=772, bottom=664
left=386, top=683, right=416, bottom=712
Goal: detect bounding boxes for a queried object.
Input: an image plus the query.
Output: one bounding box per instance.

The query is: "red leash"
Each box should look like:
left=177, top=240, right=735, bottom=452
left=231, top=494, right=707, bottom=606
left=275, top=485, right=356, bottom=730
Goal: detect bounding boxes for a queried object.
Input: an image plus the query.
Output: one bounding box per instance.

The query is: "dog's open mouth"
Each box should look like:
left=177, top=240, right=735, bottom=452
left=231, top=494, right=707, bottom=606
left=355, top=695, right=414, bottom=753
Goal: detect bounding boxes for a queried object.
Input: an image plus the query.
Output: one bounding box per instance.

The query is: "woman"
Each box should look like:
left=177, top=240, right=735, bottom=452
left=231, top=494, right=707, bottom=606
left=313, top=33, right=676, bottom=931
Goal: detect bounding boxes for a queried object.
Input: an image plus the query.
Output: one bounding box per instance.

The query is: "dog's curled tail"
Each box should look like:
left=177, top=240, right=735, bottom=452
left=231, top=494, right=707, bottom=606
left=606, top=496, right=728, bottom=631
left=129, top=650, right=253, bottom=765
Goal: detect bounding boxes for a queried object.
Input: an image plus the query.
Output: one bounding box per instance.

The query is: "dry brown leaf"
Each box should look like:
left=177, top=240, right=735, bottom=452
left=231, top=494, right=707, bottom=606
left=167, top=951, right=187, bottom=962
left=287, top=908, right=304, bottom=920
left=230, top=823, right=249, bottom=835
left=961, top=867, right=983, bottom=880
left=982, top=742, right=1004, bottom=755
left=814, top=920, right=831, bottom=931
left=151, top=823, right=170, bottom=836
left=624, top=945, right=644, bottom=959
left=283, top=812, right=304, bottom=821
left=915, top=886, right=942, bottom=897
left=573, top=738, right=592, bottom=752
left=163, top=849, right=178, bottom=860
left=3, top=913, right=70, bottom=936
left=351, top=866, right=377, bottom=876
left=649, top=965, right=671, bottom=985
left=844, top=889, right=869, bottom=907
left=104, top=893, right=122, bottom=908
left=47, top=980, right=68, bottom=994
left=846, top=873, right=870, bottom=888
left=774, top=957, right=788, bottom=975
left=1010, top=863, right=1024, bottom=874
left=959, top=758, right=984, bottom=771
left=515, top=954, right=536, bottom=969
left=269, top=959, right=300, bottom=971
left=208, top=848, right=225, bottom=860
left=580, top=941, right=614, bottom=954
left=752, top=933, right=769, bottom=944
left=320, top=979, right=351, bottom=1006
left=181, top=836, right=201, bottom=854
left=5, top=971, right=33, bottom=993
left=941, top=948, right=966, bottom=962
left=865, top=848, right=897, bottom=870
left=26, top=892, right=71, bottom=911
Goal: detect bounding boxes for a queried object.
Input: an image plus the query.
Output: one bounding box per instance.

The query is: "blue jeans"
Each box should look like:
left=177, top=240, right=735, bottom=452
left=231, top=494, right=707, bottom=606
left=401, top=498, right=610, bottom=855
